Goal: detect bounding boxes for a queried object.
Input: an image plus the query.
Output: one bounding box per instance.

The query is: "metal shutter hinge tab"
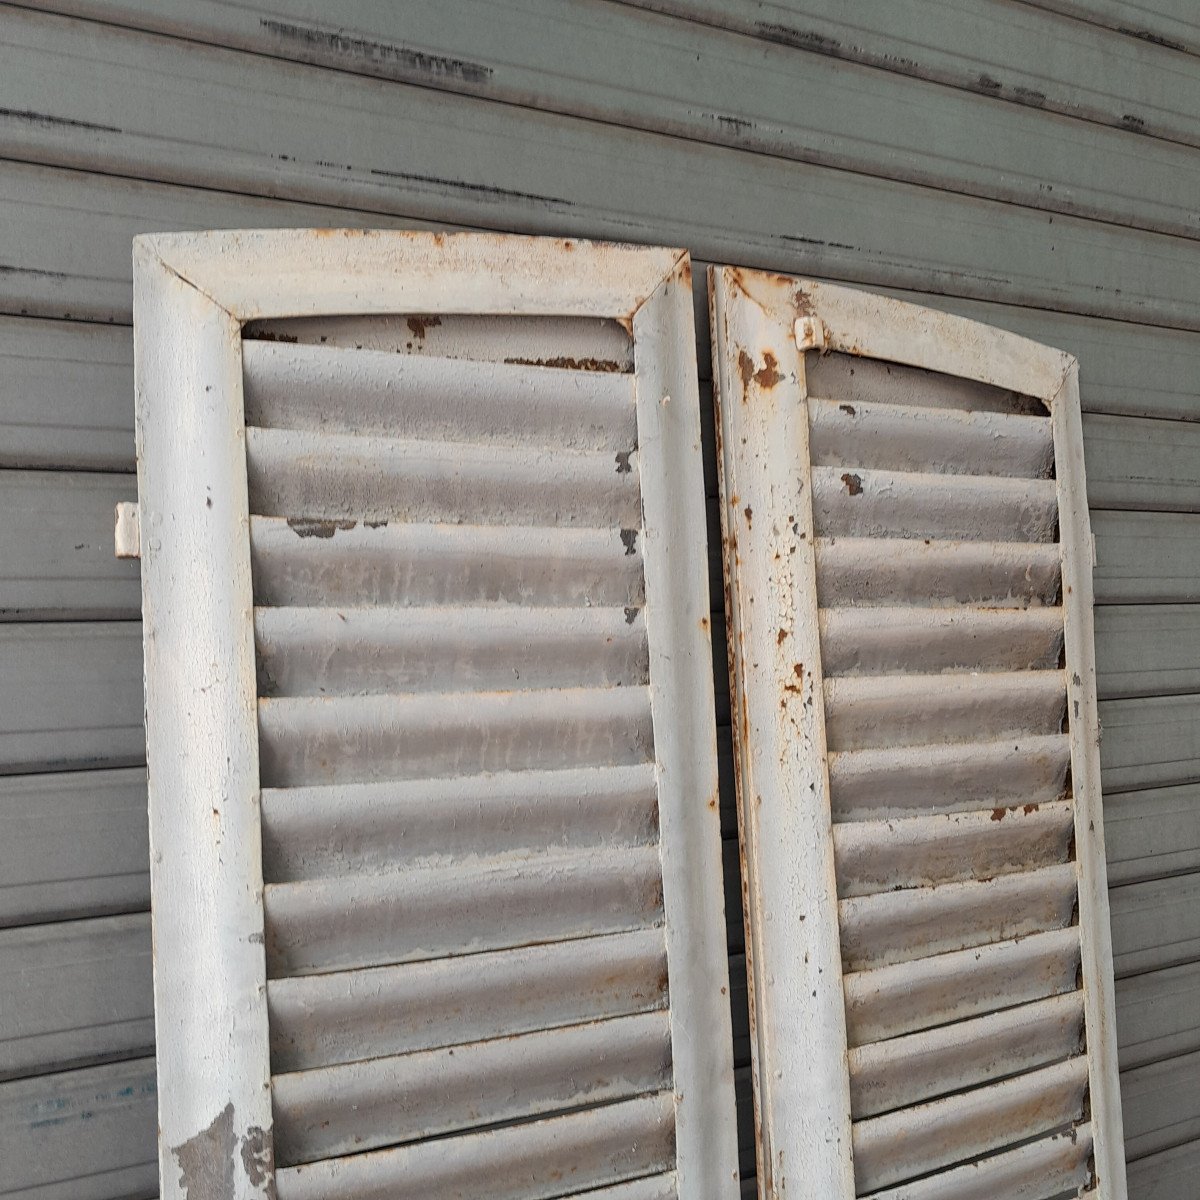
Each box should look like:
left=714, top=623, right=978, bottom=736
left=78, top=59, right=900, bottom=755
left=794, top=316, right=828, bottom=352
left=114, top=501, right=141, bottom=559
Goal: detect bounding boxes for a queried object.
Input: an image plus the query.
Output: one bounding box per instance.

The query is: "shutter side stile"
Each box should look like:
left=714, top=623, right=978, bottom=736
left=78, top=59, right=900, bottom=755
left=133, top=244, right=274, bottom=1200
left=1053, top=362, right=1126, bottom=1197
left=710, top=268, right=855, bottom=1198
left=633, top=258, right=740, bottom=1194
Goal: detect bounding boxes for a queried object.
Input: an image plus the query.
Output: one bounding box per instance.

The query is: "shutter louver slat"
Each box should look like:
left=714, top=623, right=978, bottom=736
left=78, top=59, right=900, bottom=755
left=133, top=233, right=738, bottom=1200
left=857, top=1125, right=1093, bottom=1200
left=822, top=669, right=1066, bottom=750
left=271, top=1009, right=673, bottom=1166
left=832, top=799, right=1077, bottom=896
left=260, top=764, right=660, bottom=880
left=839, top=861, right=1078, bottom=972
left=262, top=847, right=666, bottom=977
left=256, top=686, right=655, bottom=785
left=814, top=537, right=1062, bottom=607
left=811, top=467, right=1060, bottom=542
left=844, top=927, right=1084, bottom=1046
left=827, top=734, right=1072, bottom=820
left=819, top=606, right=1065, bottom=675
left=807, top=397, right=1055, bottom=478
left=712, top=269, right=1124, bottom=1197
left=254, top=606, right=649, bottom=696
left=245, top=426, right=641, bottom=527
left=242, top=340, right=638, bottom=451
left=848, top=990, right=1086, bottom=1119
left=266, top=928, right=668, bottom=1074
left=249, top=517, right=646, bottom=608
left=273, top=1092, right=678, bottom=1200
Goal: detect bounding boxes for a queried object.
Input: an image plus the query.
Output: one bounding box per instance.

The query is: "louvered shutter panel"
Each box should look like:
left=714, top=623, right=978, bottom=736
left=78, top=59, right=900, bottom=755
left=710, top=268, right=1125, bottom=1199
left=132, top=232, right=739, bottom=1200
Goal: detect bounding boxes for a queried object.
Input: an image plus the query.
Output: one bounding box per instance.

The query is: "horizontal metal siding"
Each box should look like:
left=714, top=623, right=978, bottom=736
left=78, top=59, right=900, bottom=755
left=1024, top=2, right=1200, bottom=58
left=0, top=768, right=149, bottom=926
left=1115, top=962, right=1200, bottom=1071
left=0, top=914, right=153, bottom=1080
left=1121, top=1049, right=1200, bottom=1160
left=0, top=471, right=139, bottom=619
left=626, top=0, right=1200, bottom=146
left=0, top=2, right=1197, bottom=1193
left=4, top=2, right=1200, bottom=243
left=0, top=48, right=1197, bottom=330
left=0, top=624, right=143, bottom=773
left=0, top=317, right=132, bottom=471
left=0, top=1056, right=157, bottom=1200
left=1127, top=1138, right=1200, bottom=1200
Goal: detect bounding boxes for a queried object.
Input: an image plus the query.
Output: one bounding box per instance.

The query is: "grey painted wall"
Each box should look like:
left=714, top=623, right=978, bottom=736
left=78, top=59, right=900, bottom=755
left=0, top=1, right=1198, bottom=1195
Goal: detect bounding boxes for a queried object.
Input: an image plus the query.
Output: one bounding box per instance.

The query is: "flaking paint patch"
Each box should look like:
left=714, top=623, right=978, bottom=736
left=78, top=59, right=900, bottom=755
left=241, top=1127, right=275, bottom=1198
left=405, top=314, right=442, bottom=340
left=504, top=355, right=623, bottom=372
left=287, top=517, right=356, bottom=539
left=174, top=1103, right=236, bottom=1200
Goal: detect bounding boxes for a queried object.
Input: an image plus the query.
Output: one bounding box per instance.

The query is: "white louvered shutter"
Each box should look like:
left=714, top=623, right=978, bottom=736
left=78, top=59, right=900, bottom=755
left=132, top=231, right=739, bottom=1200
left=710, top=269, right=1125, bottom=1200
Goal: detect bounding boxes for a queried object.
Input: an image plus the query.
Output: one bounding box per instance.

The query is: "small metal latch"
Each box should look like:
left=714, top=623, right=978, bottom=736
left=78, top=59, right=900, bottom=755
left=794, top=316, right=828, bottom=352
left=114, top=501, right=141, bottom=559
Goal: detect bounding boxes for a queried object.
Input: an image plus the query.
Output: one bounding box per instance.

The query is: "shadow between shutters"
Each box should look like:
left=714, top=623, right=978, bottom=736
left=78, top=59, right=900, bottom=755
left=132, top=231, right=739, bottom=1200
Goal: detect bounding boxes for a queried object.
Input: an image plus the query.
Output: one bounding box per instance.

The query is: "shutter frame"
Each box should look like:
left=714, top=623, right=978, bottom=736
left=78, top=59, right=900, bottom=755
left=133, top=231, right=739, bottom=1200
left=710, top=267, right=1125, bottom=1199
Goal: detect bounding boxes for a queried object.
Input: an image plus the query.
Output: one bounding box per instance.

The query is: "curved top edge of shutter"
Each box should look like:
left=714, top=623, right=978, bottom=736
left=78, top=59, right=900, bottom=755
left=715, top=266, right=1075, bottom=401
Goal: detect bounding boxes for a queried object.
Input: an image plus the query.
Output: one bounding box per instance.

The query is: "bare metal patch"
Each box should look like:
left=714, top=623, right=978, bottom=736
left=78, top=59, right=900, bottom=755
left=174, top=1103, right=235, bottom=1200
left=241, top=1126, right=276, bottom=1199
left=286, top=517, right=356, bottom=539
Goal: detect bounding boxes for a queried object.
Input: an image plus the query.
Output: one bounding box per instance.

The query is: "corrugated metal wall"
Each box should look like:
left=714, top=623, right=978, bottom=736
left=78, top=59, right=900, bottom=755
left=1, top=2, right=1198, bottom=1195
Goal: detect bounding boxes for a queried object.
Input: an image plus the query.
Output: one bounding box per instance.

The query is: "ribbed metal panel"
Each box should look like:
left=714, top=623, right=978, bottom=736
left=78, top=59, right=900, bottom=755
left=241, top=333, right=677, bottom=1179
left=713, top=269, right=1122, bottom=1196
left=133, top=232, right=738, bottom=1200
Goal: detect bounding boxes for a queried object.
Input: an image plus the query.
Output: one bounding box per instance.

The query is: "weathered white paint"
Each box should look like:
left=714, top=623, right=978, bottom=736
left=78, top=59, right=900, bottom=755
left=134, top=230, right=738, bottom=1199
left=1054, top=359, right=1128, bottom=1194
left=712, top=267, right=1125, bottom=1196
left=711, top=264, right=853, bottom=1197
